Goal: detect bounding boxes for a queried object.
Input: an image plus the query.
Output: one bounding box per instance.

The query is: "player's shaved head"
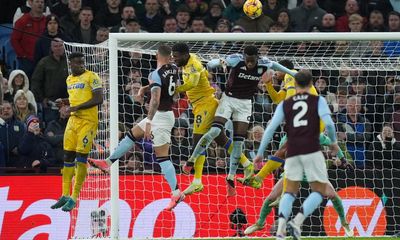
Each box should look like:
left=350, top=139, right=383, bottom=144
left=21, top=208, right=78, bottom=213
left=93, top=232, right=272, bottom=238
left=295, top=70, right=313, bottom=88
left=244, top=45, right=258, bottom=56
left=158, top=44, right=172, bottom=57
left=172, top=42, right=189, bottom=54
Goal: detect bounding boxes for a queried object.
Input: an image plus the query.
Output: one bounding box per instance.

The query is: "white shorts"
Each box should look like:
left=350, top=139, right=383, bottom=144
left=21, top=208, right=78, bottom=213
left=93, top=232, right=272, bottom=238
left=215, top=93, right=252, bottom=123
left=284, top=151, right=329, bottom=183
left=138, top=111, right=175, bottom=147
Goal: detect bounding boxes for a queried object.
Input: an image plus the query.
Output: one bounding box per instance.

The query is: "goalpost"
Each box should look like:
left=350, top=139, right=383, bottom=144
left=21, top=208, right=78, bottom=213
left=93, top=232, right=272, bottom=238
left=64, top=32, right=400, bottom=239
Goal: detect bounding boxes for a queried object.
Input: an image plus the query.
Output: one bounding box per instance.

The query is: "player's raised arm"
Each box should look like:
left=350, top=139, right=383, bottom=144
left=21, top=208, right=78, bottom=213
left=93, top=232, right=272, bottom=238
left=318, top=96, right=337, bottom=143
left=257, top=102, right=285, bottom=157
left=207, top=53, right=242, bottom=69
left=262, top=70, right=286, bottom=104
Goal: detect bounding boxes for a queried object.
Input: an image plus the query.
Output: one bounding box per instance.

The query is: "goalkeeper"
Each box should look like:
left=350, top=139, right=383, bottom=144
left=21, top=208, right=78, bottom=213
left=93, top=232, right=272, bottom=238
left=50, top=52, right=103, bottom=212
left=240, top=61, right=353, bottom=237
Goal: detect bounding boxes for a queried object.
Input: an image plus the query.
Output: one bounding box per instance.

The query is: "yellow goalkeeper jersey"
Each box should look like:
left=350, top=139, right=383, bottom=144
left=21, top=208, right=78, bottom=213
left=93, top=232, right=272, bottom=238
left=67, top=70, right=102, bottom=122
left=176, top=53, right=215, bottom=105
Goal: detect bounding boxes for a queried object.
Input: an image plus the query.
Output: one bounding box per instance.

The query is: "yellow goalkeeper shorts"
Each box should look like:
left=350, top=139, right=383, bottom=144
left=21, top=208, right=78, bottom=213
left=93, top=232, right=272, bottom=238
left=192, top=96, right=219, bottom=135
left=64, top=116, right=98, bottom=154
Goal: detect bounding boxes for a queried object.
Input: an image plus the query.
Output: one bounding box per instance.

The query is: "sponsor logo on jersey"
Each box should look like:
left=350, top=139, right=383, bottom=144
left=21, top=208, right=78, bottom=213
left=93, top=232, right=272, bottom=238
left=68, top=83, right=85, bottom=90
left=238, top=72, right=261, bottom=81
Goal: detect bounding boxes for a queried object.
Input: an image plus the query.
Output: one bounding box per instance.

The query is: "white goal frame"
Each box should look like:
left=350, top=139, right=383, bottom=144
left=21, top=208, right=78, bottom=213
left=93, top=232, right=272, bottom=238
left=108, top=32, right=400, bottom=239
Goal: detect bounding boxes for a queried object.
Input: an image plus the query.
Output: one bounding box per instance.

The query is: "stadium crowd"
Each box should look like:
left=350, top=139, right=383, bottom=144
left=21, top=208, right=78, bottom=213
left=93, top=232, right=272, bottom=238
left=0, top=0, right=400, bottom=174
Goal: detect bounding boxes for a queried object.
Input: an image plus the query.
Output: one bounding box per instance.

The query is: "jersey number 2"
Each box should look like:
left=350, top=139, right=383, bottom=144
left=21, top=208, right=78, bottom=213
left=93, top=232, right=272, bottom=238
left=292, top=101, right=308, bottom=127
left=168, top=76, right=176, bottom=96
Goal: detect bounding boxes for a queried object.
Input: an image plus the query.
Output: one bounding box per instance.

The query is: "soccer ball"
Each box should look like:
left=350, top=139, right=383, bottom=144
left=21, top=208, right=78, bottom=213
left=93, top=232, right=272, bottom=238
left=243, top=0, right=263, bottom=19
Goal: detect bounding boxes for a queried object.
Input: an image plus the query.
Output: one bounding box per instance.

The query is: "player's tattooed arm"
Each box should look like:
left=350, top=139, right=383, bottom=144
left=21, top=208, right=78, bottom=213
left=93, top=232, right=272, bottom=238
left=147, top=86, right=161, bottom=121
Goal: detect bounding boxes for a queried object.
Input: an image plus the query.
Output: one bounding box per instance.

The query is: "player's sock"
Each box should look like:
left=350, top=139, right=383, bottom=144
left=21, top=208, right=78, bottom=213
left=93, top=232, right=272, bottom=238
left=296, top=191, right=323, bottom=225
left=331, top=195, right=347, bottom=226
left=228, top=138, right=244, bottom=176
left=189, top=126, right=222, bottom=162
left=62, top=161, right=75, bottom=196
left=278, top=192, right=296, bottom=220
left=108, top=133, right=135, bottom=163
left=225, top=139, right=251, bottom=167
left=71, top=159, right=88, bottom=201
left=193, top=154, right=205, bottom=181
left=158, top=157, right=178, bottom=192
left=257, top=199, right=273, bottom=226
left=256, top=156, right=284, bottom=180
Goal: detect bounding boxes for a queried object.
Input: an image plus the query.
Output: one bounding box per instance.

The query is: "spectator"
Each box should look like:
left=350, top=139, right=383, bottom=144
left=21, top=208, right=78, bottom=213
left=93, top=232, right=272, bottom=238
left=158, top=0, right=175, bottom=16
left=315, top=77, right=338, bottom=112
left=203, top=0, right=224, bottom=31
left=289, top=0, right=326, bottom=32
left=33, top=14, right=70, bottom=66
left=125, top=17, right=147, bottom=32
left=276, top=9, right=291, bottom=32
left=263, top=0, right=285, bottom=21
left=110, top=5, right=136, bottom=32
left=175, top=5, right=191, bottom=32
left=163, top=15, right=178, bottom=33
left=44, top=105, right=69, bottom=166
left=95, top=0, right=122, bottom=28
left=121, top=151, right=144, bottom=173
left=6, top=69, right=37, bottom=112
left=184, top=0, right=208, bottom=18
left=338, top=96, right=373, bottom=168
left=366, top=124, right=400, bottom=169
left=320, top=13, right=336, bottom=32
left=70, top=7, right=97, bottom=44
left=348, top=13, right=364, bottom=32
left=60, top=0, right=82, bottom=37
left=186, top=17, right=211, bottom=32
left=31, top=39, right=68, bottom=124
left=95, top=27, right=109, bottom=43
left=336, top=0, right=364, bottom=32
left=268, top=22, right=285, bottom=32
left=359, top=0, right=393, bottom=18
left=235, top=9, right=273, bottom=32
left=13, top=0, right=51, bottom=26
left=11, top=0, right=47, bottom=78
left=48, top=0, right=69, bottom=18
left=18, top=114, right=55, bottom=172
left=388, top=11, right=400, bottom=32
left=365, top=9, right=386, bottom=32
left=244, top=124, right=268, bottom=160
left=223, top=0, right=245, bottom=23
left=171, top=118, right=191, bottom=170
left=0, top=100, right=26, bottom=167
left=14, top=89, right=37, bottom=123
left=138, top=0, right=164, bottom=32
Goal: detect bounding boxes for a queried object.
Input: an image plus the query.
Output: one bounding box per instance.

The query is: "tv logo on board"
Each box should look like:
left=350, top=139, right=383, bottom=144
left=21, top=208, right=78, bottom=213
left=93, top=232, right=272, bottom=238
left=323, top=186, right=387, bottom=236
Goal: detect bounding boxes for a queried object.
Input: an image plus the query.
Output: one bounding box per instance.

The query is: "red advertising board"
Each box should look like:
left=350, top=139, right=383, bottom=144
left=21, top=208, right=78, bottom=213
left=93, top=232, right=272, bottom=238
left=0, top=174, right=274, bottom=239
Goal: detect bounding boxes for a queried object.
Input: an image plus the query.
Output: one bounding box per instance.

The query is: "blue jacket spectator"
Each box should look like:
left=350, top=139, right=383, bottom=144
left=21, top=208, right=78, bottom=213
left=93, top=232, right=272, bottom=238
left=0, top=100, right=26, bottom=167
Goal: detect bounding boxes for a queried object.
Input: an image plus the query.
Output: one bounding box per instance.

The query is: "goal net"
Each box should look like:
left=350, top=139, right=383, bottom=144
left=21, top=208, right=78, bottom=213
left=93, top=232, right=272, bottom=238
left=64, top=32, right=400, bottom=239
